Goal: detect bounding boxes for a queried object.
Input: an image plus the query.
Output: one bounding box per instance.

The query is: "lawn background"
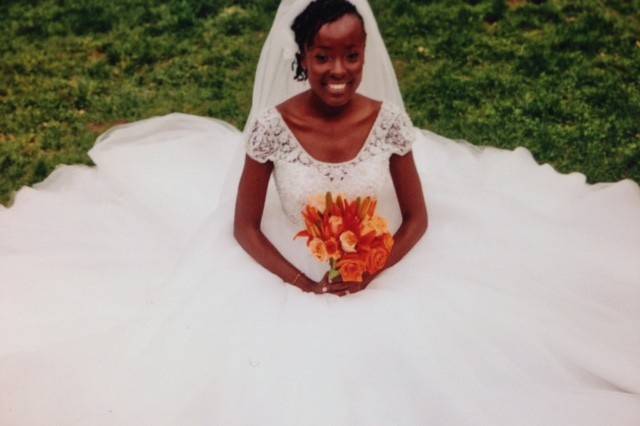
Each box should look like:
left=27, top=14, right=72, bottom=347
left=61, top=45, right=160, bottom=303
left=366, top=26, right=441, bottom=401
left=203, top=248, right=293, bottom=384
left=1, top=0, right=639, bottom=206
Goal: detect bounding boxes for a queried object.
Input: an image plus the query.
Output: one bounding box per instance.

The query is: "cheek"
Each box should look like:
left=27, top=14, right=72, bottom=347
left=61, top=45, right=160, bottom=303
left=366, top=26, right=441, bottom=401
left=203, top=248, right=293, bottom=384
left=348, top=53, right=365, bottom=74
left=351, top=61, right=364, bottom=74
left=348, top=62, right=364, bottom=82
left=307, top=64, right=329, bottom=82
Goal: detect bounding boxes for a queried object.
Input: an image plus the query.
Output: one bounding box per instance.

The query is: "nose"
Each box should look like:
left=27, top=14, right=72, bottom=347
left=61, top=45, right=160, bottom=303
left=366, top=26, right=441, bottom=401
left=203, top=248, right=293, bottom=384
left=330, top=57, right=347, bottom=80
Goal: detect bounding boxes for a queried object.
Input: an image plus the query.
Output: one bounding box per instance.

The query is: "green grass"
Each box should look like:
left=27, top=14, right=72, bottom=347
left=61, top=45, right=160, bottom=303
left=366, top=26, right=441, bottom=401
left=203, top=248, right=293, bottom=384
left=1, top=0, right=639, bottom=205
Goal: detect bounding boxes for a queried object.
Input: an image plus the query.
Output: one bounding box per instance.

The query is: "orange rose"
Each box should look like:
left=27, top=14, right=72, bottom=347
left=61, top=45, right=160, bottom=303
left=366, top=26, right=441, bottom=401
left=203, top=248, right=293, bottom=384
left=324, top=237, right=341, bottom=260
left=366, top=246, right=389, bottom=275
left=337, top=256, right=366, bottom=283
left=328, top=215, right=344, bottom=236
left=339, top=230, right=358, bottom=253
left=309, top=238, right=328, bottom=262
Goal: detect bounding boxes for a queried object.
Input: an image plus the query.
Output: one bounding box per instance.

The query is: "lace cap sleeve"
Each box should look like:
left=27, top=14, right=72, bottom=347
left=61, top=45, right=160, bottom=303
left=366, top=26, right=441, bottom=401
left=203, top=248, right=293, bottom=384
left=245, top=110, right=277, bottom=163
left=386, top=107, right=416, bottom=156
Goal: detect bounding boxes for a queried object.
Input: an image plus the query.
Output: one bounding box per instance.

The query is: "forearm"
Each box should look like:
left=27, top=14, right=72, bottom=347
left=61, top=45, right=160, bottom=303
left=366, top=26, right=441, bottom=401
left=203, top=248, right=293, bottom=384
left=385, top=214, right=428, bottom=270
left=234, top=226, right=311, bottom=288
left=386, top=151, right=428, bottom=273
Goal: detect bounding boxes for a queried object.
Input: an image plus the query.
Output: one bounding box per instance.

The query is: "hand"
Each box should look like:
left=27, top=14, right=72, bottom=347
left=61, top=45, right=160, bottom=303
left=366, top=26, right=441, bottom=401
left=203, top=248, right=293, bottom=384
left=312, top=272, right=353, bottom=296
left=291, top=273, right=350, bottom=296
left=317, top=271, right=378, bottom=297
left=340, top=273, right=378, bottom=296
left=292, top=271, right=379, bottom=297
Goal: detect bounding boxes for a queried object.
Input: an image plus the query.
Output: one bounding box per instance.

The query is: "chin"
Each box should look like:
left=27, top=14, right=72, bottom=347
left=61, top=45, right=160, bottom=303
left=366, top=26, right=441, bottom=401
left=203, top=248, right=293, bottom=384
left=323, top=95, right=353, bottom=108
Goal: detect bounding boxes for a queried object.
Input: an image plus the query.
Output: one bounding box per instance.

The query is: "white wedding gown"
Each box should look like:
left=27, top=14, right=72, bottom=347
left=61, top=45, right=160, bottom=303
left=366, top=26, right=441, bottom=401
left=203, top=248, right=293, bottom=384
left=1, top=99, right=639, bottom=425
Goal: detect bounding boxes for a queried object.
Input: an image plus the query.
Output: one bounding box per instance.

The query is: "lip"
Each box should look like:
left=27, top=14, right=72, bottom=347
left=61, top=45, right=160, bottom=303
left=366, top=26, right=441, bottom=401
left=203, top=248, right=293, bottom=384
left=325, top=81, right=351, bottom=95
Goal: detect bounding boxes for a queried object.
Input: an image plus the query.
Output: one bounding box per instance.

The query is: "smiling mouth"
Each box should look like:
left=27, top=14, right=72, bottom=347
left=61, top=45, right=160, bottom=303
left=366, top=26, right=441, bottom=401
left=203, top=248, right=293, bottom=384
left=327, top=82, right=348, bottom=94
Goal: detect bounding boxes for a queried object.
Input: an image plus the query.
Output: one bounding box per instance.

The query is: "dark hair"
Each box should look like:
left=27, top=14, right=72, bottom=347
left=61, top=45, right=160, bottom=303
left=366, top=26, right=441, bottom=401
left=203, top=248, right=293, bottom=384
left=290, top=0, right=366, bottom=81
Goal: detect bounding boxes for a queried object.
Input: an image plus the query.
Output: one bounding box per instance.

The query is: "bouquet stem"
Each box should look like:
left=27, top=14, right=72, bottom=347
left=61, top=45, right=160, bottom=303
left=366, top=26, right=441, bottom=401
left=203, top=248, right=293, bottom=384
left=328, top=258, right=340, bottom=283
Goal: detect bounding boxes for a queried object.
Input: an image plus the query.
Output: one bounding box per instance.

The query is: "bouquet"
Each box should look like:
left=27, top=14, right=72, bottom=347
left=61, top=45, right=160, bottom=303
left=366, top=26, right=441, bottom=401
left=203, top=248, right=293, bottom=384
left=294, top=192, right=394, bottom=284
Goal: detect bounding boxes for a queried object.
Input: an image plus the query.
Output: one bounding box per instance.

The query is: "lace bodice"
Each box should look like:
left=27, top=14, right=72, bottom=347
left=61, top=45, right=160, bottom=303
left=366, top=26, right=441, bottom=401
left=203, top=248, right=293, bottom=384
left=246, top=102, right=415, bottom=225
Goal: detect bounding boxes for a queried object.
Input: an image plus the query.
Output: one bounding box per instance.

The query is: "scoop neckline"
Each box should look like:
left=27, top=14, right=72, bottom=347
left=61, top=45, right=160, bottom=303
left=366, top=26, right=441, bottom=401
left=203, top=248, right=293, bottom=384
left=273, top=101, right=386, bottom=166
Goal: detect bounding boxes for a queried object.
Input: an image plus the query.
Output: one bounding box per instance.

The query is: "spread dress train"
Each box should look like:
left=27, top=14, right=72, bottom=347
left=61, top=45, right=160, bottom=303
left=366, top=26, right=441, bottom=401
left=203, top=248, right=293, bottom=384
left=1, top=99, right=639, bottom=425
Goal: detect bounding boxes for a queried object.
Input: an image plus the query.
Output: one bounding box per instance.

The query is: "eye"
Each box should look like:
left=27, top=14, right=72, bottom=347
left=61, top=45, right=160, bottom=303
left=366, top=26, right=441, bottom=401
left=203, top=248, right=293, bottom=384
left=315, top=54, right=329, bottom=63
left=347, top=52, right=360, bottom=62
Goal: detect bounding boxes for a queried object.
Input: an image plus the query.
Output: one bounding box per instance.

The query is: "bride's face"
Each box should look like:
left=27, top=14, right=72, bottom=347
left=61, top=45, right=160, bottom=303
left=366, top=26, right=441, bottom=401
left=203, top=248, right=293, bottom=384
left=302, top=14, right=366, bottom=108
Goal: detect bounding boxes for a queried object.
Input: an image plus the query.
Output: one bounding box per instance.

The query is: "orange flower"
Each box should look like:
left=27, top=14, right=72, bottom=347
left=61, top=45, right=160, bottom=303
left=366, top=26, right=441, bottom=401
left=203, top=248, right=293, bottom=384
left=339, top=230, right=358, bottom=253
left=307, top=194, right=326, bottom=213
left=295, top=193, right=392, bottom=277
left=360, top=220, right=375, bottom=237
left=366, top=246, right=389, bottom=275
left=361, top=215, right=389, bottom=237
left=328, top=215, right=344, bottom=236
left=324, top=237, right=341, bottom=260
left=337, top=256, right=366, bottom=283
left=382, top=233, right=394, bottom=252
left=309, top=238, right=328, bottom=262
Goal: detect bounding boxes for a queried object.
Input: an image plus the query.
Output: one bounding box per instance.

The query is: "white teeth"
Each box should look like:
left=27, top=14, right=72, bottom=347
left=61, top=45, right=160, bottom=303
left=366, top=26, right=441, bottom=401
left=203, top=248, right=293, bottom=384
left=328, top=83, right=347, bottom=93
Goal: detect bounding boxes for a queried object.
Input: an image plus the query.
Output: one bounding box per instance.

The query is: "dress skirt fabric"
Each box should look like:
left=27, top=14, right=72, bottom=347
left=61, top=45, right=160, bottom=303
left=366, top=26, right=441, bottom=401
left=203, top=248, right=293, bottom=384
left=1, top=113, right=639, bottom=425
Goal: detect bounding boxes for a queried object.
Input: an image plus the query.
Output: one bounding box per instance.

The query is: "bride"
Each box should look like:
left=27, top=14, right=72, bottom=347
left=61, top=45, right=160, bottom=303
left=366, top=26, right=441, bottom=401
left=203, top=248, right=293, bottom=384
left=1, top=0, right=639, bottom=425
left=235, top=0, right=427, bottom=297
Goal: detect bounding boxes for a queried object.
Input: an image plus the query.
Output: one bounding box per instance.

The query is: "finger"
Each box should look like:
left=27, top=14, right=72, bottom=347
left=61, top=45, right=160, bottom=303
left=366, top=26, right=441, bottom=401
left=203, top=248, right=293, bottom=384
left=334, top=288, right=353, bottom=297
left=315, top=281, right=355, bottom=295
left=326, top=287, right=350, bottom=296
left=315, top=285, right=329, bottom=294
left=345, top=284, right=366, bottom=295
left=328, top=282, right=352, bottom=292
left=317, top=284, right=341, bottom=295
left=331, top=283, right=359, bottom=295
left=340, top=287, right=357, bottom=296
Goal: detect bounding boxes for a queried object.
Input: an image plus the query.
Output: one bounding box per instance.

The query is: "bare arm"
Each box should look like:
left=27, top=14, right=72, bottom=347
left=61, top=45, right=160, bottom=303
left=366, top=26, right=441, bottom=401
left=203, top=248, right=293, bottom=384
left=386, top=150, right=428, bottom=268
left=233, top=155, right=352, bottom=294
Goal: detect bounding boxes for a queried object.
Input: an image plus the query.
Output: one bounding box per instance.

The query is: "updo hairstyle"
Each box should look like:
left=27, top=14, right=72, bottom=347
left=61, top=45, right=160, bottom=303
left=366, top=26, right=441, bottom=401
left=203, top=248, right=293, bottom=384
left=290, top=0, right=366, bottom=81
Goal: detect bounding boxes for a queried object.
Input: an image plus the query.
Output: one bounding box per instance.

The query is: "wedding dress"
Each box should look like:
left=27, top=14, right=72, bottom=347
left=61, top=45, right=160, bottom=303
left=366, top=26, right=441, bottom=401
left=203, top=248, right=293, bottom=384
left=2, top=0, right=640, bottom=424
